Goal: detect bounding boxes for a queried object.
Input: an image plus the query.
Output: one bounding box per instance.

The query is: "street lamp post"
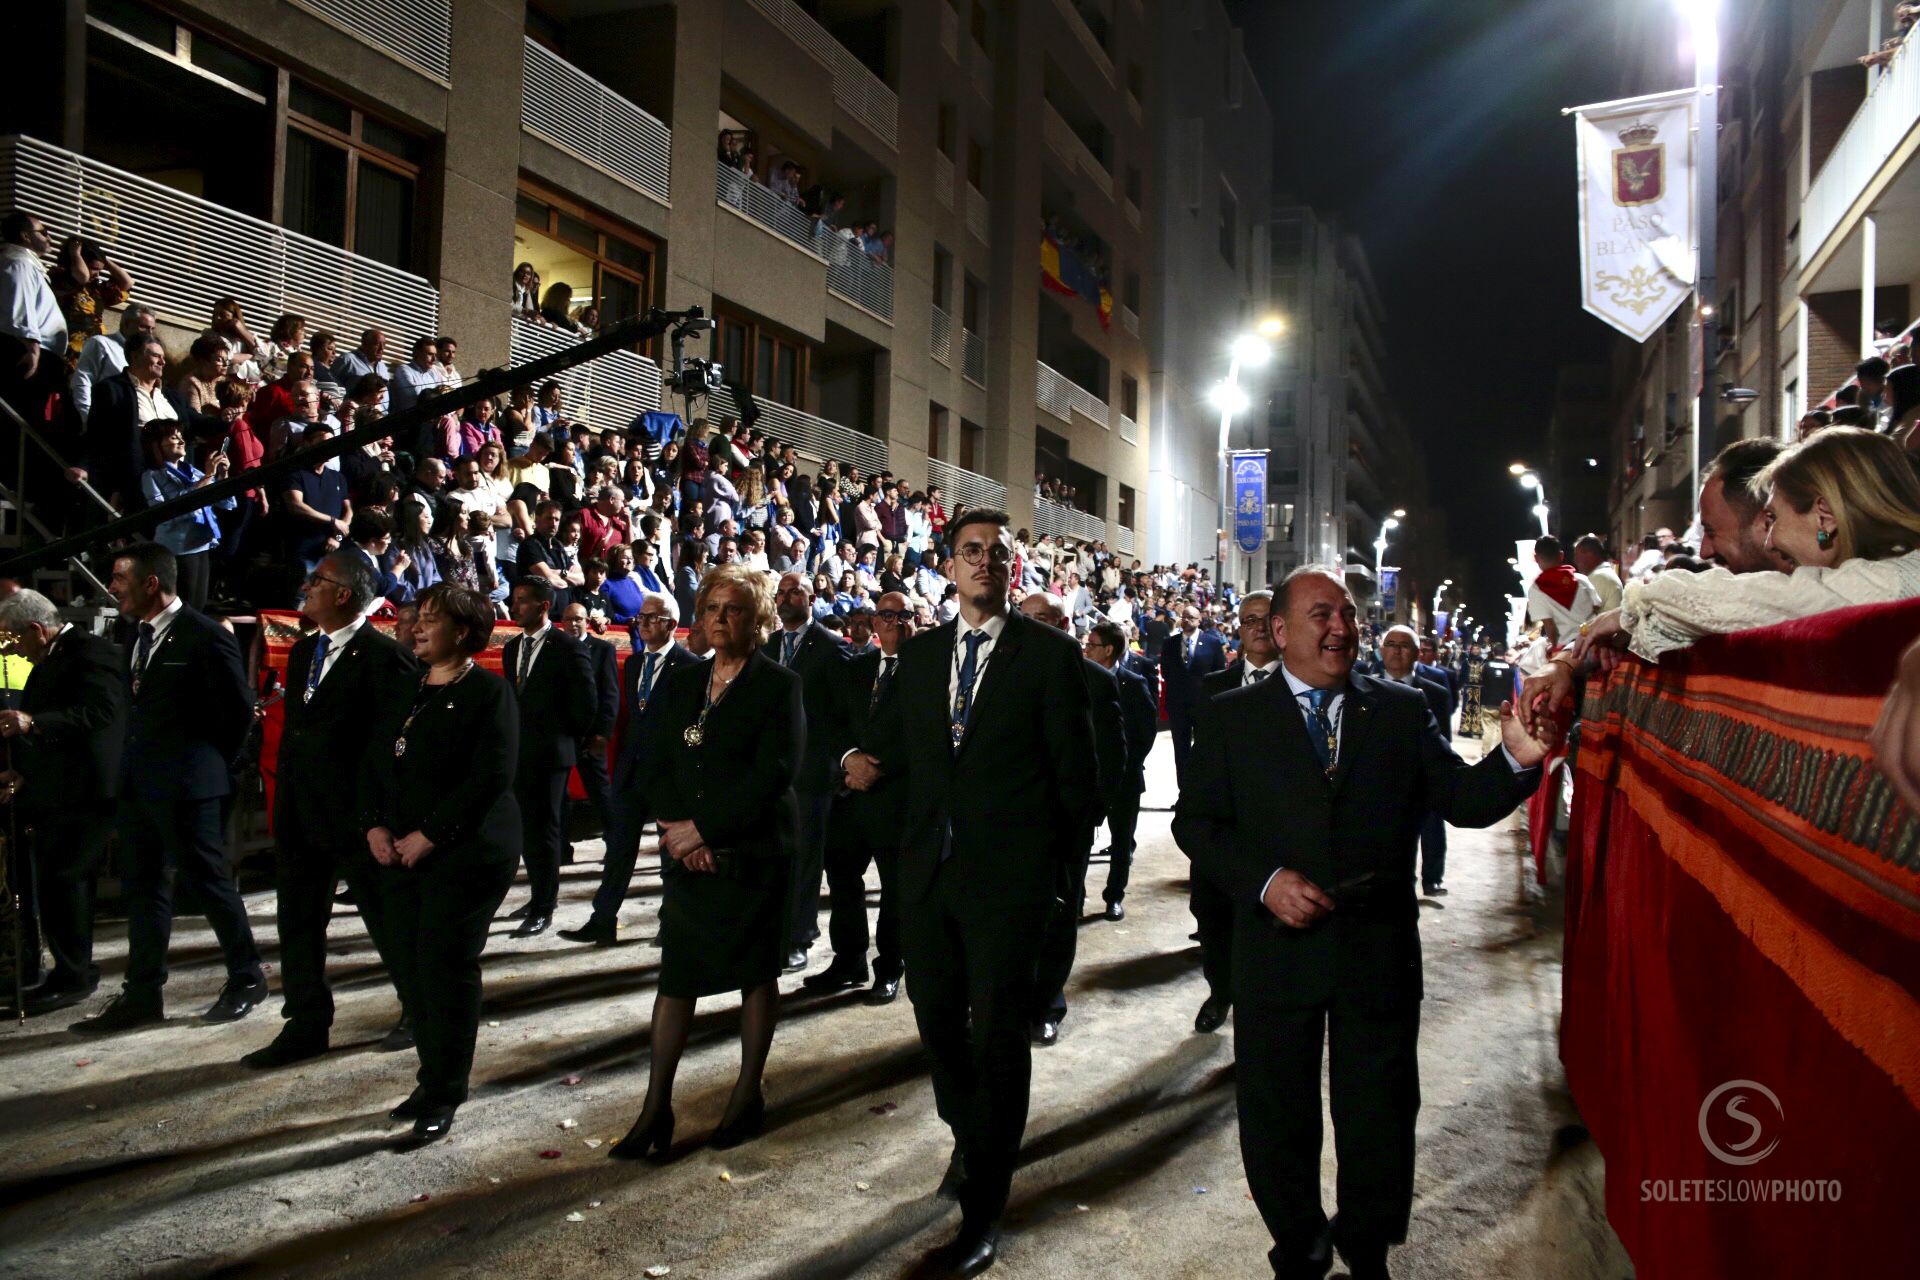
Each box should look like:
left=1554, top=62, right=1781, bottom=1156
left=1372, top=515, right=1400, bottom=620
left=1210, top=319, right=1283, bottom=594
left=1679, top=0, right=1719, bottom=533
left=1511, top=463, right=1551, bottom=537
left=1432, top=578, right=1453, bottom=630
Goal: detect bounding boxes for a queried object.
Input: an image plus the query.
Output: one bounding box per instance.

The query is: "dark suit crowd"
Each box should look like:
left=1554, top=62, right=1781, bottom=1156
left=0, top=518, right=1551, bottom=1280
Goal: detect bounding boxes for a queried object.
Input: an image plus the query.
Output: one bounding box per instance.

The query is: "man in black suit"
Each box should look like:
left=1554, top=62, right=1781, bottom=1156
left=806, top=590, right=915, bottom=1002
left=844, top=509, right=1096, bottom=1277
left=1187, top=589, right=1282, bottom=1034
left=562, top=590, right=694, bottom=944
left=244, top=551, right=418, bottom=1067
left=1020, top=590, right=1121, bottom=1047
left=503, top=577, right=596, bottom=937
left=1083, top=619, right=1155, bottom=920
left=1160, top=603, right=1226, bottom=785
left=78, top=335, right=218, bottom=511
left=1416, top=638, right=1460, bottom=719
left=1381, top=626, right=1454, bottom=897
left=765, top=569, right=850, bottom=971
left=1173, top=567, right=1554, bottom=1280
left=78, top=543, right=261, bottom=1035
left=558, top=601, right=620, bottom=844
left=0, top=590, right=128, bottom=1015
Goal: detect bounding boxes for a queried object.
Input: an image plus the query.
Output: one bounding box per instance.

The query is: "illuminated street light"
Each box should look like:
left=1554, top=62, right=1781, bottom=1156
left=1214, top=323, right=1286, bottom=591
left=1208, top=380, right=1251, bottom=415
left=1256, top=314, right=1287, bottom=338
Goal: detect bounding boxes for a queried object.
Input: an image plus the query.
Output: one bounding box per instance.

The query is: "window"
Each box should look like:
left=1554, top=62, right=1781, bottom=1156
left=933, top=245, right=954, bottom=309
left=966, top=140, right=987, bottom=190
left=960, top=418, right=984, bottom=471
left=515, top=183, right=658, bottom=354
left=1125, top=165, right=1143, bottom=208
left=1121, top=374, right=1139, bottom=418
left=971, top=1, right=990, bottom=47
left=928, top=402, right=946, bottom=460
left=713, top=308, right=808, bottom=409
left=1118, top=483, right=1136, bottom=529
left=1123, top=272, right=1141, bottom=312
left=938, top=103, right=957, bottom=157
left=284, top=80, right=424, bottom=271
left=1127, top=62, right=1144, bottom=105
left=1218, top=178, right=1238, bottom=267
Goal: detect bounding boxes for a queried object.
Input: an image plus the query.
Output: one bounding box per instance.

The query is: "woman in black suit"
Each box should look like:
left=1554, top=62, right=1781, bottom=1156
left=611, top=564, right=803, bottom=1158
left=359, top=583, right=520, bottom=1144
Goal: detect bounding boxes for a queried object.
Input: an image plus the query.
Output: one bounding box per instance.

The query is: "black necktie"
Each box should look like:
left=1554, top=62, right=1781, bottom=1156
left=132, top=622, right=155, bottom=692
left=871, top=655, right=896, bottom=714
left=518, top=636, right=533, bottom=687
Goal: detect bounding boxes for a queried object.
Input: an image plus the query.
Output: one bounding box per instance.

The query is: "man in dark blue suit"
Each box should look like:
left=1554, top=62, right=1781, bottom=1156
left=559, top=600, right=620, bottom=844
left=78, top=543, right=261, bottom=1036
left=564, top=590, right=695, bottom=944
left=1173, top=567, right=1554, bottom=1280
left=1416, top=638, right=1459, bottom=719
left=1159, top=603, right=1226, bottom=785
left=1382, top=626, right=1454, bottom=896
left=1086, top=620, right=1156, bottom=918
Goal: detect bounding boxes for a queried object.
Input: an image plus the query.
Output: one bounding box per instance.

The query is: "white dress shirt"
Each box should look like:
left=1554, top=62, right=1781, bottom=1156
left=132, top=596, right=186, bottom=674
left=0, top=244, right=64, bottom=353
left=514, top=622, right=552, bottom=683
left=948, top=611, right=1008, bottom=710
left=1241, top=659, right=1281, bottom=687
left=314, top=617, right=366, bottom=687
left=134, top=380, right=178, bottom=424
left=70, top=331, right=128, bottom=422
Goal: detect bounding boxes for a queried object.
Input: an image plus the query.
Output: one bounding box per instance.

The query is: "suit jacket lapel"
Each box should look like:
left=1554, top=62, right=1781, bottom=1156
left=1330, top=677, right=1377, bottom=794
left=957, top=615, right=1022, bottom=757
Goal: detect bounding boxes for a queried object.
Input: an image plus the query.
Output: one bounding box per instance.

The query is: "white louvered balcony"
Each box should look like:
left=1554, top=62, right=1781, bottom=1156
left=509, top=317, right=661, bottom=436
left=1113, top=523, right=1135, bottom=555
left=289, top=0, right=450, bottom=84
left=1118, top=412, right=1138, bottom=445
left=1033, top=494, right=1105, bottom=543
left=1803, top=36, right=1920, bottom=268
left=522, top=39, right=671, bottom=207
left=933, top=152, right=955, bottom=210
left=1043, top=103, right=1113, bottom=197
left=744, top=0, right=898, bottom=150
left=927, top=457, right=1007, bottom=510
left=825, top=237, right=894, bottom=321
left=707, top=385, right=889, bottom=476
left=0, top=134, right=438, bottom=345
left=1120, top=304, right=1139, bottom=337
left=930, top=304, right=955, bottom=366
left=961, top=328, right=987, bottom=386
left=1036, top=360, right=1109, bottom=426
left=715, top=164, right=827, bottom=259
left=965, top=183, right=990, bottom=244
left=1055, top=0, right=1115, bottom=83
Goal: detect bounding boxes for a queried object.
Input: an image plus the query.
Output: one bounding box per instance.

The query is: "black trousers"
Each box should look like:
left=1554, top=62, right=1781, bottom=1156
left=358, top=852, right=515, bottom=1106
left=1190, top=869, right=1235, bottom=1003
left=274, top=829, right=381, bottom=1032
left=822, top=805, right=903, bottom=980
left=589, top=787, right=649, bottom=921
left=1420, top=813, right=1448, bottom=890
left=1168, top=707, right=1198, bottom=786
left=1236, top=995, right=1421, bottom=1271
left=1032, top=837, right=1094, bottom=1024
left=26, top=812, right=116, bottom=991
left=903, top=856, right=1053, bottom=1229
left=1102, top=785, right=1142, bottom=902
left=574, top=738, right=612, bottom=835
left=515, top=766, right=569, bottom=915
left=118, top=793, right=262, bottom=998
left=785, top=788, right=834, bottom=950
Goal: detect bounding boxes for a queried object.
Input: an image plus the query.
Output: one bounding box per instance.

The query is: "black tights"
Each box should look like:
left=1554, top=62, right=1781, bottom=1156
left=636, top=980, right=778, bottom=1128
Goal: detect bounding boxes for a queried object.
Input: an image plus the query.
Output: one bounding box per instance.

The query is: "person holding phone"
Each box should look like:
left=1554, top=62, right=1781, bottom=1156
left=138, top=419, right=233, bottom=611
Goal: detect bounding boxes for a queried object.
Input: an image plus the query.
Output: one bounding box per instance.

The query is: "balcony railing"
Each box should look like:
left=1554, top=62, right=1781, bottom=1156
left=290, top=0, right=450, bottom=84
left=1113, top=523, right=1135, bottom=555
left=1804, top=38, right=1920, bottom=266
left=1036, top=360, right=1110, bottom=426
left=1033, top=494, right=1105, bottom=542
left=0, top=134, right=439, bottom=347
left=825, top=239, right=894, bottom=321
left=933, top=152, right=955, bottom=210
left=930, top=304, right=955, bottom=365
left=1043, top=103, right=1113, bottom=197
left=961, top=328, right=987, bottom=386
left=1118, top=412, right=1138, bottom=444
left=509, top=318, right=661, bottom=436
left=744, top=0, right=898, bottom=149
left=1055, top=0, right=1116, bottom=83
left=707, top=385, right=889, bottom=476
left=715, top=163, right=827, bottom=257
left=965, top=182, right=990, bottom=243
left=1120, top=305, right=1139, bottom=337
left=927, top=456, right=1007, bottom=510
left=522, top=39, right=671, bottom=207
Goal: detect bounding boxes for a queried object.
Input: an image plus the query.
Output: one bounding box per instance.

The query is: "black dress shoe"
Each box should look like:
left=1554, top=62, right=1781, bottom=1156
left=782, top=948, right=810, bottom=973
left=863, top=976, right=901, bottom=1005
left=409, top=1105, right=458, bottom=1144
left=1423, top=884, right=1448, bottom=897
left=936, top=1224, right=998, bottom=1277
left=23, top=980, right=96, bottom=1017
left=1031, top=1019, right=1059, bottom=1047
left=558, top=916, right=620, bottom=945
left=1104, top=899, right=1125, bottom=921
left=504, top=904, right=531, bottom=920
left=510, top=913, right=551, bottom=938
left=72, top=992, right=164, bottom=1036
left=379, top=1017, right=415, bottom=1052
left=1334, top=1244, right=1389, bottom=1280
left=389, top=1087, right=429, bottom=1122
left=801, top=965, right=868, bottom=993
left=710, top=1092, right=765, bottom=1150
left=935, top=1150, right=968, bottom=1199
left=609, top=1104, right=675, bottom=1160
left=1194, top=995, right=1231, bottom=1034
left=203, top=975, right=270, bottom=1023
left=243, top=1025, right=328, bottom=1069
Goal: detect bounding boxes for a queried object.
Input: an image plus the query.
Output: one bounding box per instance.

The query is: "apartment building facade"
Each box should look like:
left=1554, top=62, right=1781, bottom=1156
left=10, top=0, right=1155, bottom=551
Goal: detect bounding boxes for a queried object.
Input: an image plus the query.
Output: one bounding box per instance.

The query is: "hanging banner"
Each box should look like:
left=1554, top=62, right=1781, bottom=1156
left=1380, top=567, right=1398, bottom=615
left=1574, top=92, right=1696, bottom=341
left=1231, top=450, right=1268, bottom=554
left=1436, top=609, right=1452, bottom=639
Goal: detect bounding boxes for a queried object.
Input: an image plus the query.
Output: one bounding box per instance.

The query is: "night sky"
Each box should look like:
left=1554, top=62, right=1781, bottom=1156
left=1225, top=0, right=1633, bottom=626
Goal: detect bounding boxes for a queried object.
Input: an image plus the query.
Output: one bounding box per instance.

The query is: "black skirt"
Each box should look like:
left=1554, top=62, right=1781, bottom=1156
left=657, top=855, right=791, bottom=997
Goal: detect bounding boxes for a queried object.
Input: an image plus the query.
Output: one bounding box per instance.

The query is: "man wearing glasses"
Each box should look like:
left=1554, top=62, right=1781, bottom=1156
left=843, top=511, right=1096, bottom=1278
left=807, top=591, right=916, bottom=1002
left=563, top=592, right=694, bottom=945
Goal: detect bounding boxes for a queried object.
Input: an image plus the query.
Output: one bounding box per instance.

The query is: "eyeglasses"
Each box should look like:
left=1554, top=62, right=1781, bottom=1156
left=875, top=610, right=913, bottom=623
left=637, top=612, right=674, bottom=624
left=1238, top=615, right=1272, bottom=632
left=304, top=572, right=347, bottom=591
left=956, top=544, right=1013, bottom=566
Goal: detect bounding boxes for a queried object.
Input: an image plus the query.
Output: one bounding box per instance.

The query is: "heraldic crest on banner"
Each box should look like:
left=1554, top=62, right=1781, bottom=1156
left=1612, top=120, right=1664, bottom=207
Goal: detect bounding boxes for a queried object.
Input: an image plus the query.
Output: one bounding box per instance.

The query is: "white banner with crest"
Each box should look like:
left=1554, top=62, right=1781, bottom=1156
left=1575, top=94, right=1696, bottom=341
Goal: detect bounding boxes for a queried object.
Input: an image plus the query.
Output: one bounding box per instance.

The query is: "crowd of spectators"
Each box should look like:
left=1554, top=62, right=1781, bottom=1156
left=717, top=129, right=893, bottom=266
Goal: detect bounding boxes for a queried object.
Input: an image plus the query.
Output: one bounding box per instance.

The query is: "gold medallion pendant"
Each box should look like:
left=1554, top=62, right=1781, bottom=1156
left=683, top=723, right=705, bottom=747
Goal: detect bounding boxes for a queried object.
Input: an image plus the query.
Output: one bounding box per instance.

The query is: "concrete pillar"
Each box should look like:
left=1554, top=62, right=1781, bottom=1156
left=1861, top=213, right=1878, bottom=357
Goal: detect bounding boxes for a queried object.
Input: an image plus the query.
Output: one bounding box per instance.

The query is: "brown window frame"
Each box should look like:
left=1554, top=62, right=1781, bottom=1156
left=711, top=306, right=810, bottom=411
left=284, top=83, right=424, bottom=269
left=515, top=179, right=660, bottom=358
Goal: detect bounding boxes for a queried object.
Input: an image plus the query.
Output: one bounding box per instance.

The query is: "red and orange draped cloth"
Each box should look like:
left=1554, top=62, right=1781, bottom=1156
left=255, top=610, right=632, bottom=826
left=1039, top=230, right=1112, bottom=330
left=1563, top=598, right=1920, bottom=1278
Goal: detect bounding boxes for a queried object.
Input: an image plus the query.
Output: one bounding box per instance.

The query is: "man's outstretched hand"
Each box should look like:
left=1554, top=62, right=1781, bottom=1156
left=1499, top=698, right=1559, bottom=768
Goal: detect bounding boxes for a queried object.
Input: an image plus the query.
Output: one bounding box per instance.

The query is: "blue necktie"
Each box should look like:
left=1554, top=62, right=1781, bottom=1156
left=1305, top=686, right=1338, bottom=776
left=871, top=655, right=896, bottom=715
left=951, top=631, right=988, bottom=748
left=132, top=622, right=154, bottom=691
left=305, top=633, right=331, bottom=702
left=637, top=650, right=658, bottom=707
left=782, top=631, right=801, bottom=665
